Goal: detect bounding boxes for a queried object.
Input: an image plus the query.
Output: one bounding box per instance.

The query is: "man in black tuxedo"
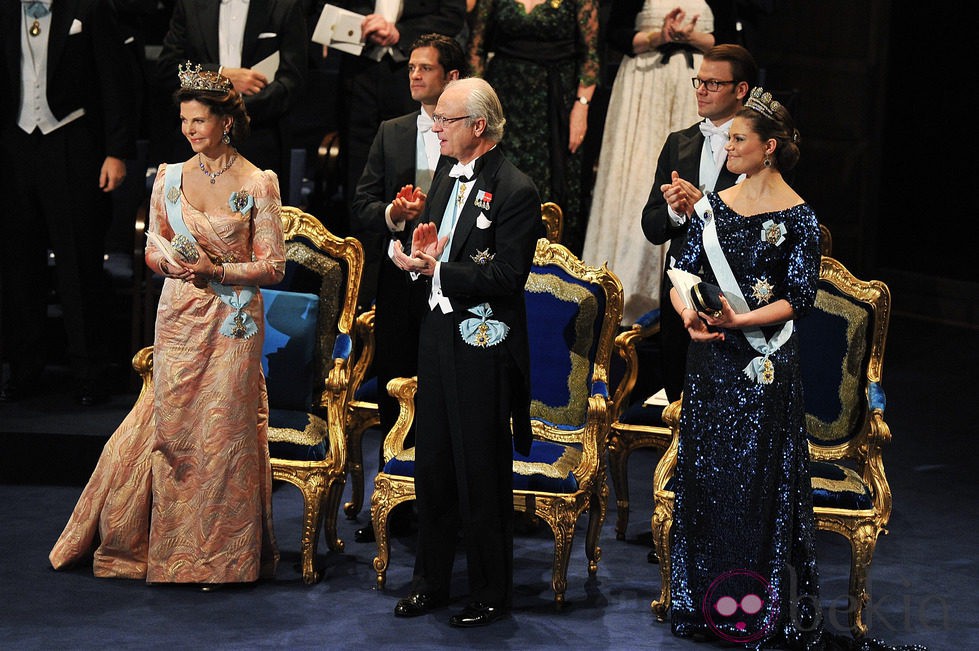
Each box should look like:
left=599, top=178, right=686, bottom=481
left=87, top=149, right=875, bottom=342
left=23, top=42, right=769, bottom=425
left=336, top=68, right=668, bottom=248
left=157, top=0, right=307, bottom=176
left=349, top=33, right=466, bottom=543
left=641, top=44, right=757, bottom=402
left=0, top=0, right=137, bottom=404
left=317, top=0, right=465, bottom=217
left=389, top=77, right=541, bottom=627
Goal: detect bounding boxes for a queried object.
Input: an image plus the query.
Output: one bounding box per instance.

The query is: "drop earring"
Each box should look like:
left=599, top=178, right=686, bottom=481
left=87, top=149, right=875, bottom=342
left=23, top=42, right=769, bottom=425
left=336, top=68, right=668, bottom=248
left=222, top=130, right=231, bottom=145
left=763, top=154, right=772, bottom=168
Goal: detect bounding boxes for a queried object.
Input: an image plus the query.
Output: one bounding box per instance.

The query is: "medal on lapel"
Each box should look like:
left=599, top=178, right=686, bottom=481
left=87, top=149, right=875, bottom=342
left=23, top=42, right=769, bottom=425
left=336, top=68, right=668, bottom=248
left=474, top=189, right=493, bottom=210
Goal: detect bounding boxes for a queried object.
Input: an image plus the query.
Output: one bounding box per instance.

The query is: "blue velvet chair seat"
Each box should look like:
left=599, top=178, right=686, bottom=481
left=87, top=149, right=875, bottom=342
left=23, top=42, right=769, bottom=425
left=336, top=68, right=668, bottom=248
left=382, top=440, right=582, bottom=494
left=810, top=460, right=874, bottom=511
left=268, top=409, right=328, bottom=462
left=616, top=402, right=667, bottom=428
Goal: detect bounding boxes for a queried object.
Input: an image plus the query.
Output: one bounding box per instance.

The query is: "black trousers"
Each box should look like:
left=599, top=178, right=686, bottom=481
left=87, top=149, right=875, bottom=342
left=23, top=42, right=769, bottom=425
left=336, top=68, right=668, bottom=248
left=1, top=119, right=110, bottom=381
left=412, top=307, right=515, bottom=607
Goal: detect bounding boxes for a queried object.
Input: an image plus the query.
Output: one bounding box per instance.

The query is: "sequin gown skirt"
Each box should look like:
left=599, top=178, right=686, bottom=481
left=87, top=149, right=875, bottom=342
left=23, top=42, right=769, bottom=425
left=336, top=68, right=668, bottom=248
left=49, top=167, right=281, bottom=583
left=670, top=196, right=824, bottom=648
left=582, top=0, right=711, bottom=323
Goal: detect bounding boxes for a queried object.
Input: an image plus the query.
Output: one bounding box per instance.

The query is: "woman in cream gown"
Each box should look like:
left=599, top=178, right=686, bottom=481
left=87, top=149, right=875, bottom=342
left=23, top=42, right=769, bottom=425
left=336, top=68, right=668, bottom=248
left=583, top=0, right=713, bottom=322
left=49, top=69, right=284, bottom=587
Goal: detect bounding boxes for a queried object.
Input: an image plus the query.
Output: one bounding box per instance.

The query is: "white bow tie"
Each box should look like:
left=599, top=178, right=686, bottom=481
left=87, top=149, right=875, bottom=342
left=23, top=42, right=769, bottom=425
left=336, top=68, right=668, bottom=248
left=449, top=161, right=475, bottom=180
left=417, top=112, right=434, bottom=133
left=699, top=121, right=729, bottom=141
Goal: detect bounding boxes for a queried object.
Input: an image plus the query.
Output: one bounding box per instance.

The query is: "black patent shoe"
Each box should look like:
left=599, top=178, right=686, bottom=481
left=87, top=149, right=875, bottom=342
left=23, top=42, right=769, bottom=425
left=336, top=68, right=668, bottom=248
left=354, top=521, right=376, bottom=543
left=448, top=601, right=508, bottom=628
left=394, top=592, right=447, bottom=618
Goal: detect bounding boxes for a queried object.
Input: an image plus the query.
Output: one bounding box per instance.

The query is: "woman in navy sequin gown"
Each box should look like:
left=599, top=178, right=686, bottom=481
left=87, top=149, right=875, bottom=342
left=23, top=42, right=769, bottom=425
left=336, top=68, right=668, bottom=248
left=665, top=89, right=824, bottom=648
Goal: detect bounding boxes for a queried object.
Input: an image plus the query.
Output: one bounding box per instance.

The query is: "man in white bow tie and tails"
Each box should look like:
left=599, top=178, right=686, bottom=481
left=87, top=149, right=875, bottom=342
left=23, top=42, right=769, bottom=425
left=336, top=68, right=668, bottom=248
left=388, top=77, right=542, bottom=627
left=641, top=44, right=757, bottom=403
left=0, top=0, right=137, bottom=405
left=349, top=33, right=466, bottom=544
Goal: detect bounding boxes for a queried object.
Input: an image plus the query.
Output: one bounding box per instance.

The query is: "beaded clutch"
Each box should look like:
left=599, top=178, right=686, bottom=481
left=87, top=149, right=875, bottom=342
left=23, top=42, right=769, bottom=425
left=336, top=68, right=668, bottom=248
left=690, top=282, right=724, bottom=318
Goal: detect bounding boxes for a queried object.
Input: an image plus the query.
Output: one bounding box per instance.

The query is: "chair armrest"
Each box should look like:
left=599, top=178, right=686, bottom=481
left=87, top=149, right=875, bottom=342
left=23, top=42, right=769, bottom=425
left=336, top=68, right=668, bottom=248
left=132, top=346, right=154, bottom=399
left=652, top=398, right=683, bottom=494
left=381, top=376, right=418, bottom=464
left=349, top=307, right=376, bottom=401
left=332, top=332, right=352, bottom=362
left=868, top=380, right=885, bottom=412
left=610, top=308, right=661, bottom=419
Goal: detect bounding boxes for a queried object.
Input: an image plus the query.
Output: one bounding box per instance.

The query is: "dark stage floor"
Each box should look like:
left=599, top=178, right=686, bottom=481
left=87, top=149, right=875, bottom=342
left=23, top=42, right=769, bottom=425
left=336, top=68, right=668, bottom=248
left=0, top=315, right=975, bottom=649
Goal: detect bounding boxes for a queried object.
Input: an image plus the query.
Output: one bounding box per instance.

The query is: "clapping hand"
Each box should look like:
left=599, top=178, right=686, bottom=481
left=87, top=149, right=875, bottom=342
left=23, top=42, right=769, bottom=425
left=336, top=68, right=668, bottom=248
left=390, top=184, right=427, bottom=224
left=660, top=170, right=702, bottom=218
left=391, top=222, right=445, bottom=276
left=665, top=8, right=700, bottom=42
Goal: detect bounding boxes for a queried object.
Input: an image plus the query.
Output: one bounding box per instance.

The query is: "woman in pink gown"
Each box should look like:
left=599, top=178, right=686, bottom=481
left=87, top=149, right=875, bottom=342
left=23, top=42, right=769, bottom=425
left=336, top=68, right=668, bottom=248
left=49, top=66, right=285, bottom=587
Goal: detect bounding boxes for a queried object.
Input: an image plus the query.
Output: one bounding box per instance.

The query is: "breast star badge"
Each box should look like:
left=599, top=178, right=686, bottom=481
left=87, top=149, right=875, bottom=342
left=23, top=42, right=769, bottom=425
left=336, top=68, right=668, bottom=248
left=470, top=248, right=495, bottom=265
left=750, top=277, right=775, bottom=305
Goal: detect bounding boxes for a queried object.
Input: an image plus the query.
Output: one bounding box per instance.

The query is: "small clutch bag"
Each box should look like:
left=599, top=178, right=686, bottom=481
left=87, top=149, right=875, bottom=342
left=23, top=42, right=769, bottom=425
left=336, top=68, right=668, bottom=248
left=170, top=234, right=200, bottom=264
left=690, top=282, right=724, bottom=318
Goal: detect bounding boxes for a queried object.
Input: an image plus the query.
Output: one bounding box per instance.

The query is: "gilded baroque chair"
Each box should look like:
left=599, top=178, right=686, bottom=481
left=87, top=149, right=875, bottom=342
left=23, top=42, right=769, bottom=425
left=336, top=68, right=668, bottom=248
left=370, top=237, right=624, bottom=604
left=648, top=255, right=892, bottom=638
left=132, top=207, right=364, bottom=584
left=341, top=203, right=567, bottom=520
left=263, top=206, right=364, bottom=584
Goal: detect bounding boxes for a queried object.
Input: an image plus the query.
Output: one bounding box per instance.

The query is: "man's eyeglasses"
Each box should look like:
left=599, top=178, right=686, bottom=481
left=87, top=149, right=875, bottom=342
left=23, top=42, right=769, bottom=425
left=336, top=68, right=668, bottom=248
left=432, top=114, right=471, bottom=126
left=691, top=78, right=736, bottom=92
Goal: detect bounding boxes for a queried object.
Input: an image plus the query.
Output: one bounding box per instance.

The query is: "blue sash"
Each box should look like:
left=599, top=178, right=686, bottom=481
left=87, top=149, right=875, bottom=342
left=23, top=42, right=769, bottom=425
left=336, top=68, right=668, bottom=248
left=162, top=164, right=258, bottom=339
left=695, top=195, right=792, bottom=385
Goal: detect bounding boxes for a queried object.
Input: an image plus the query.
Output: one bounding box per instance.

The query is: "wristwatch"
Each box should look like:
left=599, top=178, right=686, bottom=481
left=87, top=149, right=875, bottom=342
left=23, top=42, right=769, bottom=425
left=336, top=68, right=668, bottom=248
left=576, top=96, right=590, bottom=106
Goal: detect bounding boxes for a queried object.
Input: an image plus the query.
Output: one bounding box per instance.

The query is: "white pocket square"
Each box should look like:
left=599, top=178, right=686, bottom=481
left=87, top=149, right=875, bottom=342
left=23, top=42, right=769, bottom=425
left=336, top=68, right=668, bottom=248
left=476, top=213, right=492, bottom=229
left=257, top=32, right=277, bottom=39
left=69, top=19, right=83, bottom=35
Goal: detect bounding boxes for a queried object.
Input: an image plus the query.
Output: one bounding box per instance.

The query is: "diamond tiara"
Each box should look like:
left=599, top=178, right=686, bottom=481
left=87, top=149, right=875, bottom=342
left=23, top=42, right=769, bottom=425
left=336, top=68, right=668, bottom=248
left=178, top=61, right=233, bottom=93
left=745, top=86, right=780, bottom=120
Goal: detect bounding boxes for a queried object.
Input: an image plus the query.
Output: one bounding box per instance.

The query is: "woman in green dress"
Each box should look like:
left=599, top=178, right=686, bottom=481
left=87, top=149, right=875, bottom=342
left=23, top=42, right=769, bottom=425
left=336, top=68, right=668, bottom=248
left=468, top=0, right=599, bottom=254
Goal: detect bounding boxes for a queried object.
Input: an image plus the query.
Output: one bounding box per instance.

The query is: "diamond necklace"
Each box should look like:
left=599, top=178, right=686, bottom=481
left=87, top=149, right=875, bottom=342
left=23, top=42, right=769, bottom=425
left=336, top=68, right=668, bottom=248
left=198, top=150, right=237, bottom=184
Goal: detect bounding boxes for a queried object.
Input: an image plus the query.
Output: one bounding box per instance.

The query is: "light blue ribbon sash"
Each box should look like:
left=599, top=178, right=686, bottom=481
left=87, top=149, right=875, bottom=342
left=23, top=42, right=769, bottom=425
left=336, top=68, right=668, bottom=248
left=162, top=164, right=258, bottom=339
left=694, top=195, right=792, bottom=385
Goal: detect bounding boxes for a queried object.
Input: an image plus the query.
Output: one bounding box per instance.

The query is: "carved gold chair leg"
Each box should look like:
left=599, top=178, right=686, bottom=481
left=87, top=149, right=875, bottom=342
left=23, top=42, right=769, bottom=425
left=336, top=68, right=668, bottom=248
left=343, top=408, right=379, bottom=518
left=541, top=506, right=575, bottom=606
left=846, top=521, right=878, bottom=638
left=585, top=481, right=607, bottom=574
left=650, top=493, right=673, bottom=621
left=322, top=475, right=346, bottom=554
left=371, top=478, right=412, bottom=590
left=607, top=435, right=632, bottom=541
left=273, top=467, right=327, bottom=585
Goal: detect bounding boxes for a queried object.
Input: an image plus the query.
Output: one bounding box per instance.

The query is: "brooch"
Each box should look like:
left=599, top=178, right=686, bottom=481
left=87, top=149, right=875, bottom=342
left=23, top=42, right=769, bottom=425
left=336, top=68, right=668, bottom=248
left=761, top=219, right=786, bottom=246
left=459, top=303, right=509, bottom=348
left=166, top=185, right=181, bottom=204
left=750, top=277, right=775, bottom=305
left=470, top=248, right=495, bottom=265
left=229, top=190, right=254, bottom=215
left=474, top=189, right=493, bottom=210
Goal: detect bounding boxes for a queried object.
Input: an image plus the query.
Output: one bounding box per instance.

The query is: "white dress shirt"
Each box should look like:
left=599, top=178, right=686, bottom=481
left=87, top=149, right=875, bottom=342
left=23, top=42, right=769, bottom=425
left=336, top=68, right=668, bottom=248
left=219, top=0, right=250, bottom=69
